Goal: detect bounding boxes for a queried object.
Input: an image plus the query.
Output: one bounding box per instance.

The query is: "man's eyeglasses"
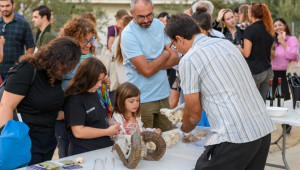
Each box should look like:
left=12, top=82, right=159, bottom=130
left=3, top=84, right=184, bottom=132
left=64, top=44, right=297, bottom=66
left=2, top=24, right=6, bottom=36
left=81, top=35, right=96, bottom=46
left=170, top=41, right=176, bottom=50
left=134, top=12, right=154, bottom=22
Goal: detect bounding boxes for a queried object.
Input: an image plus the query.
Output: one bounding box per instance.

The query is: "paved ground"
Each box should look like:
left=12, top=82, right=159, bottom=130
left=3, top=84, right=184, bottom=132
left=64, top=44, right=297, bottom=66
left=266, top=143, right=300, bottom=170
left=265, top=124, right=300, bottom=170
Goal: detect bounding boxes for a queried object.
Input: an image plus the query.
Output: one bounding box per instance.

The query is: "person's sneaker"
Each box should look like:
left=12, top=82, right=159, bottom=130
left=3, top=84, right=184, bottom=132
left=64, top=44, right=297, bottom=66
left=282, top=124, right=292, bottom=134
left=286, top=126, right=292, bottom=134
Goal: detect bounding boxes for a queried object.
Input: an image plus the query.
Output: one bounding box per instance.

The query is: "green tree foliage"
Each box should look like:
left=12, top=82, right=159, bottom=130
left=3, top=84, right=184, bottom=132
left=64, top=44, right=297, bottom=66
left=46, top=0, right=108, bottom=32
left=158, top=0, right=299, bottom=22
left=245, top=0, right=299, bottom=21
left=274, top=0, right=300, bottom=21
left=157, top=0, right=244, bottom=19
left=157, top=0, right=190, bottom=15
left=14, top=0, right=108, bottom=33
left=14, top=0, right=40, bottom=18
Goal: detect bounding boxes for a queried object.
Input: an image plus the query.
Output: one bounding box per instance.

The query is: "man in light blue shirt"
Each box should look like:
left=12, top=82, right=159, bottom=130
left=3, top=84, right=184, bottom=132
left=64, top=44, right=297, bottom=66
left=121, top=0, right=180, bottom=132
left=165, top=13, right=275, bottom=170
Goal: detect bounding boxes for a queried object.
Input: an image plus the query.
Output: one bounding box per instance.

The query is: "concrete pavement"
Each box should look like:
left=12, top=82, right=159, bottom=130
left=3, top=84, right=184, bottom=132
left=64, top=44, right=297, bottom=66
left=266, top=142, right=300, bottom=170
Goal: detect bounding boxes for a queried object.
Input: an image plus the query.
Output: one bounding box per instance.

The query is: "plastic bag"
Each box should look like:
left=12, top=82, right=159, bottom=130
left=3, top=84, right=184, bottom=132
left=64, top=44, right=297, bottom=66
left=0, top=120, right=32, bottom=170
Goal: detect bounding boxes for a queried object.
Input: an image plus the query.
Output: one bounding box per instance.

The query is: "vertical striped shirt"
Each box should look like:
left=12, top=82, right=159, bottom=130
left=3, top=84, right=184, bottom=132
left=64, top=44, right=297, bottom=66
left=179, top=34, right=275, bottom=145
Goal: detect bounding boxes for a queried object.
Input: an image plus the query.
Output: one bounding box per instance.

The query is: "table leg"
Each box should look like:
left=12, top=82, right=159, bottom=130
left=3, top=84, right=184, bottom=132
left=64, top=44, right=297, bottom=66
left=282, top=124, right=290, bottom=170
left=266, top=124, right=290, bottom=170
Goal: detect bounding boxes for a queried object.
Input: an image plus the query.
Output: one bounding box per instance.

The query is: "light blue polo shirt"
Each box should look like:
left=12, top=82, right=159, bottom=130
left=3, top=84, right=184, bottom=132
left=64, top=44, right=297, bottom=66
left=121, top=19, right=171, bottom=103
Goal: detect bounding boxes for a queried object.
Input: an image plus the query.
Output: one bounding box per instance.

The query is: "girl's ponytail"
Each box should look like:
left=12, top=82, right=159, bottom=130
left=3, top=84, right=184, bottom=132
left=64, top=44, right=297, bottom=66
left=251, top=3, right=274, bottom=36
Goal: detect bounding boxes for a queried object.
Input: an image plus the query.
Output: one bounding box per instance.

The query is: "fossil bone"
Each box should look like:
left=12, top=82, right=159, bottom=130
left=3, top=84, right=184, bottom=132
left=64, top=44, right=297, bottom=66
left=182, top=132, right=200, bottom=143
left=163, top=134, right=172, bottom=148
left=164, top=132, right=180, bottom=148
left=160, top=108, right=183, bottom=125
left=170, top=132, right=180, bottom=145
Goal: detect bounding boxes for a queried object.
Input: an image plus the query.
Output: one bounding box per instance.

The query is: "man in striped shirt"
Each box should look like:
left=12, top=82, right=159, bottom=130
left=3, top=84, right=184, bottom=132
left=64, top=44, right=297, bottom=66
left=165, top=13, right=275, bottom=170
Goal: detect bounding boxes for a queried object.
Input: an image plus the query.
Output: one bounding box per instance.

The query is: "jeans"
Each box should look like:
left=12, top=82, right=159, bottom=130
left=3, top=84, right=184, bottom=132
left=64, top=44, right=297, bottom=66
left=29, top=134, right=57, bottom=165
left=252, top=68, right=274, bottom=102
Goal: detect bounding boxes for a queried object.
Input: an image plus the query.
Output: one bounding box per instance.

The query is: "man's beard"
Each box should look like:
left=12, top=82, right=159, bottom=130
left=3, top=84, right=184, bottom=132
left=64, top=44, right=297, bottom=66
left=138, top=20, right=152, bottom=28
left=1, top=10, right=13, bottom=17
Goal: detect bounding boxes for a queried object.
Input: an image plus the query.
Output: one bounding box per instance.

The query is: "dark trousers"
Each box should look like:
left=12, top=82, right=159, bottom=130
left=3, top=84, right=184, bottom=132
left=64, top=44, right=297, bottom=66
left=55, top=120, right=69, bottom=158
left=29, top=134, right=57, bottom=165
left=195, top=134, right=271, bottom=170
left=68, top=142, right=89, bottom=156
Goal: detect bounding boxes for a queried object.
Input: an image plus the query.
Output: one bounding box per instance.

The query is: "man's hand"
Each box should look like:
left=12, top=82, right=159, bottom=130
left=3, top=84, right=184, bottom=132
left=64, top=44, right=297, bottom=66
left=131, top=49, right=170, bottom=78
left=161, top=43, right=180, bottom=69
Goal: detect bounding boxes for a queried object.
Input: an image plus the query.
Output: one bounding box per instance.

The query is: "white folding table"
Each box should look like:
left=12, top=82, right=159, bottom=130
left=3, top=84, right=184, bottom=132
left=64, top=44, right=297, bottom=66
left=267, top=100, right=300, bottom=170
left=18, top=129, right=205, bottom=170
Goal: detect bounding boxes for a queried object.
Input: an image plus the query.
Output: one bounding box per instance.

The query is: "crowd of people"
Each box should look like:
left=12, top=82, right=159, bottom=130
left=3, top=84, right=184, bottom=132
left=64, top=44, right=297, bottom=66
left=0, top=0, right=299, bottom=169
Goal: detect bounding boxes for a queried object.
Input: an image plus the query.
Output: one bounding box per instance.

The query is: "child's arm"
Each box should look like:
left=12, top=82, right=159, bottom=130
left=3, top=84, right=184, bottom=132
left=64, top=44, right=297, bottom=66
left=112, top=113, right=126, bottom=136
left=71, top=123, right=121, bottom=139
left=137, top=116, right=162, bottom=135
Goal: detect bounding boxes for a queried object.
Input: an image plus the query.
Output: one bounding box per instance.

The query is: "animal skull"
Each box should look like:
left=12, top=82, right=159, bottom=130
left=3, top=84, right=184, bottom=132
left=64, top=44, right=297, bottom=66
left=112, top=131, right=166, bottom=169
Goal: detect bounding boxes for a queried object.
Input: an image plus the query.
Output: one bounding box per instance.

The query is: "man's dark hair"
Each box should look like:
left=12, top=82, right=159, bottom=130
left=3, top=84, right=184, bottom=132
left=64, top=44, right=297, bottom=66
left=0, top=0, right=14, bottom=4
left=33, top=5, right=51, bottom=21
left=165, top=13, right=200, bottom=41
left=234, top=5, right=240, bottom=13
left=157, top=12, right=170, bottom=19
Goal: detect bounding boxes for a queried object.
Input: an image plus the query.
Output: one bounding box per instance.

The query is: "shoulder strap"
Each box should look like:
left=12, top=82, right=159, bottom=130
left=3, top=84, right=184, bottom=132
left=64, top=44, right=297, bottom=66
left=114, top=26, right=117, bottom=37
left=1, top=61, right=36, bottom=88
left=29, top=67, right=37, bottom=84
left=0, top=62, right=36, bottom=124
